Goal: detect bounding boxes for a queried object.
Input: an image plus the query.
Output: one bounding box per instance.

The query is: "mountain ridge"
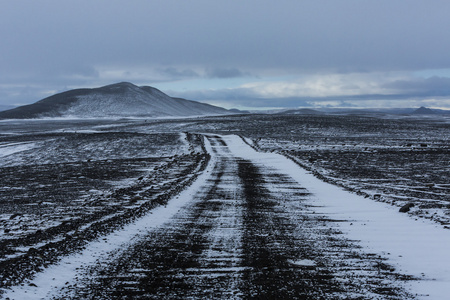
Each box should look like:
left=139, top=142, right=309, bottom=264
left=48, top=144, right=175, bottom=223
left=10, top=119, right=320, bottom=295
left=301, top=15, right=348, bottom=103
left=0, top=82, right=232, bottom=119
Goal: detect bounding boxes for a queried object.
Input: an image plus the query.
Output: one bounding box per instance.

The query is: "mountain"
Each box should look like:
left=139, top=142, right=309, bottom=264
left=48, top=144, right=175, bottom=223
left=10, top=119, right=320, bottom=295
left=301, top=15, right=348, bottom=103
left=276, top=108, right=324, bottom=115
left=228, top=108, right=251, bottom=114
left=320, top=107, right=450, bottom=115
left=320, top=108, right=416, bottom=115
left=0, top=82, right=232, bottom=119
left=412, top=106, right=436, bottom=114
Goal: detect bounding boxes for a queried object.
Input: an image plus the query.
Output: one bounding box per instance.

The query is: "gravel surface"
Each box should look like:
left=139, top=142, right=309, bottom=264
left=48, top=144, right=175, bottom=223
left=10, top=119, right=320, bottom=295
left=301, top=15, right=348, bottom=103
left=1, top=115, right=448, bottom=299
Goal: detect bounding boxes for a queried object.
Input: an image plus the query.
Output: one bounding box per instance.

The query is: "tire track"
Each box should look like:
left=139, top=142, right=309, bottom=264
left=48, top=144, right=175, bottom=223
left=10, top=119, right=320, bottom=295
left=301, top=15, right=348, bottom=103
left=4, top=135, right=414, bottom=299
left=51, top=136, right=245, bottom=299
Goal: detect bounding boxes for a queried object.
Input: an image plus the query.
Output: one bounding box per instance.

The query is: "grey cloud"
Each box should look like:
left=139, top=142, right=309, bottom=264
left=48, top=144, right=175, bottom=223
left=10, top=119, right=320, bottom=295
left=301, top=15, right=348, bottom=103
left=2, top=0, right=450, bottom=107
left=5, top=1, right=450, bottom=74
left=0, top=85, right=56, bottom=106
left=169, top=84, right=450, bottom=109
left=205, top=67, right=251, bottom=79
left=170, top=87, right=260, bottom=101
left=384, top=77, right=450, bottom=96
left=158, top=68, right=199, bottom=79
left=169, top=88, right=321, bottom=108
left=0, top=63, right=100, bottom=93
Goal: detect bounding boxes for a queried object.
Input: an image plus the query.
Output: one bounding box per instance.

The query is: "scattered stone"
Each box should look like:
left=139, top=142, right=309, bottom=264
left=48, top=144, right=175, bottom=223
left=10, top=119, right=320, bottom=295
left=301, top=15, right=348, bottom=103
left=9, top=213, right=22, bottom=220
left=399, top=202, right=415, bottom=213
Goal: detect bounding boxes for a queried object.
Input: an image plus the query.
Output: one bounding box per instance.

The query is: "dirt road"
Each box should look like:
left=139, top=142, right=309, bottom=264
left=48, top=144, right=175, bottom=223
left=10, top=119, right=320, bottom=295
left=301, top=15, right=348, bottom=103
left=3, top=135, right=414, bottom=299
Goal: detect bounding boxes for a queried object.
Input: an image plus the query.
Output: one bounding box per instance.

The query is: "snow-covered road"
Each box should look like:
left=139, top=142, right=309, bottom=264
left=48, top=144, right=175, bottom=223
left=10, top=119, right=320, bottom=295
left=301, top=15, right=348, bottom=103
left=3, top=134, right=450, bottom=299
left=224, top=134, right=450, bottom=299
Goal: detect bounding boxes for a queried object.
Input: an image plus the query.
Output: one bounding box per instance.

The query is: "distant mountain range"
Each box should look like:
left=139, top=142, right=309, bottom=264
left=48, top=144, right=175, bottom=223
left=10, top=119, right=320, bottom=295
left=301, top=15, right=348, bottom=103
left=0, top=82, right=234, bottom=119
left=1, top=83, right=449, bottom=119
left=273, top=106, right=450, bottom=115
left=275, top=108, right=325, bottom=115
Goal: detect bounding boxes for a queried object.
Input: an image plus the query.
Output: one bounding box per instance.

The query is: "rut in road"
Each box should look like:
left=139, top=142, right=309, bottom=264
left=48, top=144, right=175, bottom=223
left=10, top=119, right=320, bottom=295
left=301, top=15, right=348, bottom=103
left=39, top=135, right=412, bottom=299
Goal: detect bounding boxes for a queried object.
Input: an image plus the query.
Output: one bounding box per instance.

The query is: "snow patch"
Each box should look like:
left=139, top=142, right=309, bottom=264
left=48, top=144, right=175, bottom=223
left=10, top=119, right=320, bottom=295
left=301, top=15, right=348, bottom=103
left=0, top=142, right=36, bottom=157
left=287, top=259, right=316, bottom=267
left=2, top=139, right=216, bottom=299
left=222, top=134, right=450, bottom=300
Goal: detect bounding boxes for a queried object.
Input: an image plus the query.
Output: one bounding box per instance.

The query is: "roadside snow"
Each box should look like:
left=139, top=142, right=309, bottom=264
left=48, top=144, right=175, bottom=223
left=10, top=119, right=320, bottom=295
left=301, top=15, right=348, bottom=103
left=287, top=259, right=317, bottom=267
left=223, top=134, right=450, bottom=299
left=2, top=139, right=216, bottom=299
left=0, top=142, right=36, bottom=158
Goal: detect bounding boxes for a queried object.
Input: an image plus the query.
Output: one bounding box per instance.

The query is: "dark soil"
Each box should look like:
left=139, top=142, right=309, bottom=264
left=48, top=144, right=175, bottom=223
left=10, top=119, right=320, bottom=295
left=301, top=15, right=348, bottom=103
left=47, top=136, right=414, bottom=299
left=1, top=115, right=443, bottom=298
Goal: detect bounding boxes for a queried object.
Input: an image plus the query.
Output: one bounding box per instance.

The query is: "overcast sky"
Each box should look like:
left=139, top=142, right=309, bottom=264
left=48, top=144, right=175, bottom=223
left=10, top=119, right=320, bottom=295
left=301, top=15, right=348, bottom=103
left=2, top=0, right=450, bottom=109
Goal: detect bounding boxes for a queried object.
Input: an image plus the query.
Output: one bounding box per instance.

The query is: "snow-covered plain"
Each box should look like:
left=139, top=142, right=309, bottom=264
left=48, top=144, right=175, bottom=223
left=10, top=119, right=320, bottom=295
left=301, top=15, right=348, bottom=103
left=3, top=133, right=450, bottom=299
left=1, top=115, right=449, bottom=299
left=0, top=142, right=36, bottom=158
left=2, top=136, right=217, bottom=299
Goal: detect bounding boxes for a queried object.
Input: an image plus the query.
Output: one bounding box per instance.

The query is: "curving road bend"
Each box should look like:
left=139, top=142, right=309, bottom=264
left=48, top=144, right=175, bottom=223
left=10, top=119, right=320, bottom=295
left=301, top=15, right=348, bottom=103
left=4, top=135, right=416, bottom=299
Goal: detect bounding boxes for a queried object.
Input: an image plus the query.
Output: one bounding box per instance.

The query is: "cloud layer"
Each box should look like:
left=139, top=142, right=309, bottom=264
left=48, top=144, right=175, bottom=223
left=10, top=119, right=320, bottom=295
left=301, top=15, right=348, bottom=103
left=1, top=0, right=450, bottom=108
left=167, top=73, right=450, bottom=109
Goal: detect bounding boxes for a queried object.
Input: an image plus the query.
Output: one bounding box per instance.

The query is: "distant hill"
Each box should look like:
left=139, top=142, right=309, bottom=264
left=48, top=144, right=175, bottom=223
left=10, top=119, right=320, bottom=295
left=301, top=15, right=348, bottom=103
left=260, top=107, right=450, bottom=116
left=228, top=108, right=251, bottom=114
left=412, top=106, right=437, bottom=114
left=0, top=82, right=233, bottom=119
left=276, top=108, right=324, bottom=115
left=319, top=107, right=450, bottom=115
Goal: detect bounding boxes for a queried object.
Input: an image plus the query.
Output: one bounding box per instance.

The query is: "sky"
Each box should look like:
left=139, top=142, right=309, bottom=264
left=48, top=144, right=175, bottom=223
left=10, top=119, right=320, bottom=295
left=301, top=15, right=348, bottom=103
left=2, top=0, right=450, bottom=110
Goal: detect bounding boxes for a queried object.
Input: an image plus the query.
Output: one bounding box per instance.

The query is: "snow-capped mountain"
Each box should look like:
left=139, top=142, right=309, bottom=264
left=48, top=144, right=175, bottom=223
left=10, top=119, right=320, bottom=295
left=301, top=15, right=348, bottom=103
left=0, top=82, right=232, bottom=119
